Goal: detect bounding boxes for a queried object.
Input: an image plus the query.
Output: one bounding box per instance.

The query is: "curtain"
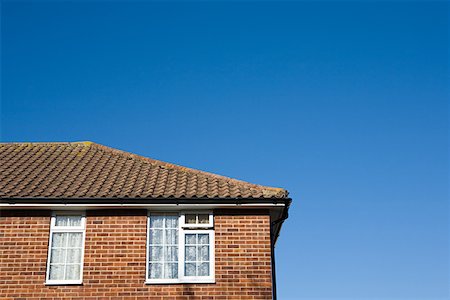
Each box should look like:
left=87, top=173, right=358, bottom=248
left=149, top=215, right=179, bottom=279
left=184, top=233, right=210, bottom=277
left=55, top=215, right=82, bottom=227
left=49, top=218, right=83, bottom=281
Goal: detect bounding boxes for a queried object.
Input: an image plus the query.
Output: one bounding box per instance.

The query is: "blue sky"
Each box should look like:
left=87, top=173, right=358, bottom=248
left=1, top=1, right=448, bottom=299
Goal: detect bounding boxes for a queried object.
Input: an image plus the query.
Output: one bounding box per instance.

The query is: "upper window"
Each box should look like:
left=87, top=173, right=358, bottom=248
left=181, top=213, right=213, bottom=228
left=46, top=213, right=86, bottom=285
left=146, top=212, right=214, bottom=284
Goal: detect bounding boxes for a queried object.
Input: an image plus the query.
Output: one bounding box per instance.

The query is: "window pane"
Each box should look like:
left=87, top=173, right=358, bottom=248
left=65, top=264, right=81, bottom=280
left=49, top=265, right=64, bottom=280
left=55, top=216, right=82, bottom=227
left=66, top=249, right=82, bottom=264
left=185, top=263, right=196, bottom=276
left=149, top=263, right=162, bottom=279
left=198, top=245, right=209, bottom=261
left=165, top=246, right=178, bottom=262
left=150, top=229, right=163, bottom=244
left=165, top=216, right=178, bottom=228
left=166, top=229, right=178, bottom=244
left=52, top=233, right=67, bottom=248
left=198, top=234, right=209, bottom=245
left=185, top=234, right=196, bottom=245
left=150, top=246, right=163, bottom=261
left=198, top=214, right=209, bottom=224
left=150, top=216, right=164, bottom=228
left=67, top=233, right=83, bottom=248
left=148, top=215, right=180, bottom=280
left=198, top=262, right=209, bottom=276
left=185, top=214, right=196, bottom=224
left=165, top=263, right=178, bottom=279
left=185, top=246, right=196, bottom=262
left=50, top=249, right=66, bottom=264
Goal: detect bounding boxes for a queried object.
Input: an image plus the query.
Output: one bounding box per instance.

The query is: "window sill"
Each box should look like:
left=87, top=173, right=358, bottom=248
left=145, top=279, right=215, bottom=285
left=45, top=280, right=83, bottom=286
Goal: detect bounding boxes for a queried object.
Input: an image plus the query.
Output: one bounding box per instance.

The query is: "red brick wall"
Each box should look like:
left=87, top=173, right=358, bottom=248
left=0, top=209, right=272, bottom=299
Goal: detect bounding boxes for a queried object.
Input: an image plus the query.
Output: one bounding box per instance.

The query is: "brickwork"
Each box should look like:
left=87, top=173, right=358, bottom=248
left=0, top=209, right=272, bottom=299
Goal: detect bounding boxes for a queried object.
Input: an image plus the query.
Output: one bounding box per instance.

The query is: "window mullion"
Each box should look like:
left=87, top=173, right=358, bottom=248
left=179, top=222, right=184, bottom=282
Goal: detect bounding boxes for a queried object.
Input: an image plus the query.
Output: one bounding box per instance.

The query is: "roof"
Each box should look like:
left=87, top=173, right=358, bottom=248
left=0, top=142, right=288, bottom=200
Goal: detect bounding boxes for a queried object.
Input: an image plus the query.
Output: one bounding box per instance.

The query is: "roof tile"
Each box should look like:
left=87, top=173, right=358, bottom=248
left=0, top=142, right=288, bottom=199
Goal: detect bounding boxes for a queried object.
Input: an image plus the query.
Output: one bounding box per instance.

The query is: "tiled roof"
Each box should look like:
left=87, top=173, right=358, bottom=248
left=0, top=142, right=288, bottom=199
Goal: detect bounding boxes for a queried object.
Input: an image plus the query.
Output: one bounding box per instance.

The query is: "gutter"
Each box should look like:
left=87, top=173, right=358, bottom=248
left=0, top=197, right=289, bottom=205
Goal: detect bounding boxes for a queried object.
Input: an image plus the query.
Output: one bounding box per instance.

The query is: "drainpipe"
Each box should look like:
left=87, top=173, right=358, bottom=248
left=270, top=199, right=291, bottom=300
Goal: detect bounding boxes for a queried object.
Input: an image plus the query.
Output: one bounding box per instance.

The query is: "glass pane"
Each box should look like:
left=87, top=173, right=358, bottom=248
left=67, top=233, right=83, bottom=248
left=164, top=263, right=178, bottom=279
left=50, top=249, right=66, bottom=264
left=55, top=216, right=82, bottom=227
left=150, top=229, right=163, bottom=244
left=185, top=263, right=196, bottom=276
left=185, top=234, right=196, bottom=245
left=165, top=246, right=178, bottom=262
left=149, top=246, right=163, bottom=262
left=66, top=249, right=82, bottom=264
left=166, top=229, right=178, bottom=244
left=198, top=214, right=209, bottom=224
left=165, top=216, right=178, bottom=229
left=149, top=263, right=162, bottom=279
left=198, top=245, right=209, bottom=261
left=52, top=233, right=67, bottom=248
left=198, top=262, right=209, bottom=276
left=65, top=264, right=81, bottom=280
left=150, top=216, right=164, bottom=228
left=185, top=214, right=196, bottom=224
left=185, top=246, right=196, bottom=262
left=49, top=264, right=64, bottom=280
left=198, top=234, right=209, bottom=245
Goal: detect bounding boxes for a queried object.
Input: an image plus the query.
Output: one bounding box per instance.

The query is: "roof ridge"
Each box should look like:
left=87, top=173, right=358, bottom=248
left=0, top=141, right=92, bottom=145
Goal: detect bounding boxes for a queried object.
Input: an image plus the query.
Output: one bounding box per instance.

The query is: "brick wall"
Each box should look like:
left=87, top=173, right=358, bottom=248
left=0, top=209, right=272, bottom=299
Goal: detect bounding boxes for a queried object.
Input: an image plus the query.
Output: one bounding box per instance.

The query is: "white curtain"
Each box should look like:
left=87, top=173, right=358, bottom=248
left=49, top=232, right=82, bottom=280
left=149, top=215, right=179, bottom=279
left=55, top=216, right=82, bottom=227
left=184, top=233, right=210, bottom=277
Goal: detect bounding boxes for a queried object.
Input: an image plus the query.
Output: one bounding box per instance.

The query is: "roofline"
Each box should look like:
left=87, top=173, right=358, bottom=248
left=0, top=197, right=291, bottom=205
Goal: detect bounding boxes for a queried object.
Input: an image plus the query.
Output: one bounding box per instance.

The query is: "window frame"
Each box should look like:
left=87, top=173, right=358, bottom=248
left=145, top=211, right=215, bottom=284
left=45, top=211, right=86, bottom=285
left=179, top=229, right=215, bottom=283
left=180, top=212, right=214, bottom=229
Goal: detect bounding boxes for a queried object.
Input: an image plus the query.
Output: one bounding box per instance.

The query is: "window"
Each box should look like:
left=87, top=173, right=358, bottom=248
left=146, top=212, right=214, bottom=284
left=46, top=213, right=86, bottom=285
left=181, top=213, right=213, bottom=228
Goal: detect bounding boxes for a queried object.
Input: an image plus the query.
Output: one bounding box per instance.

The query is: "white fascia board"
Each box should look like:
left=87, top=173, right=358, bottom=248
left=0, top=202, right=286, bottom=210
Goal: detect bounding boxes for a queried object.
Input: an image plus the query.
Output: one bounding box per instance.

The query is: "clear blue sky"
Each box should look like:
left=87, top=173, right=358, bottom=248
left=1, top=1, right=448, bottom=299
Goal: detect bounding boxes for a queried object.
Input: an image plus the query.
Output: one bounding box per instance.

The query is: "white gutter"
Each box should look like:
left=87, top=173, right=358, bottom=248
left=0, top=202, right=286, bottom=210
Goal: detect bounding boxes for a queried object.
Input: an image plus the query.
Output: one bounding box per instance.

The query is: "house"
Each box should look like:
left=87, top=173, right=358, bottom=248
left=0, top=142, right=291, bottom=299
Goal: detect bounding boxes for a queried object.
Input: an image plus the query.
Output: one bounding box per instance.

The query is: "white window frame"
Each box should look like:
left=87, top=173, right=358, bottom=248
left=146, top=211, right=215, bottom=284
left=45, top=212, right=86, bottom=285
left=145, top=212, right=180, bottom=284
left=180, top=212, right=214, bottom=229
left=179, top=229, right=215, bottom=283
